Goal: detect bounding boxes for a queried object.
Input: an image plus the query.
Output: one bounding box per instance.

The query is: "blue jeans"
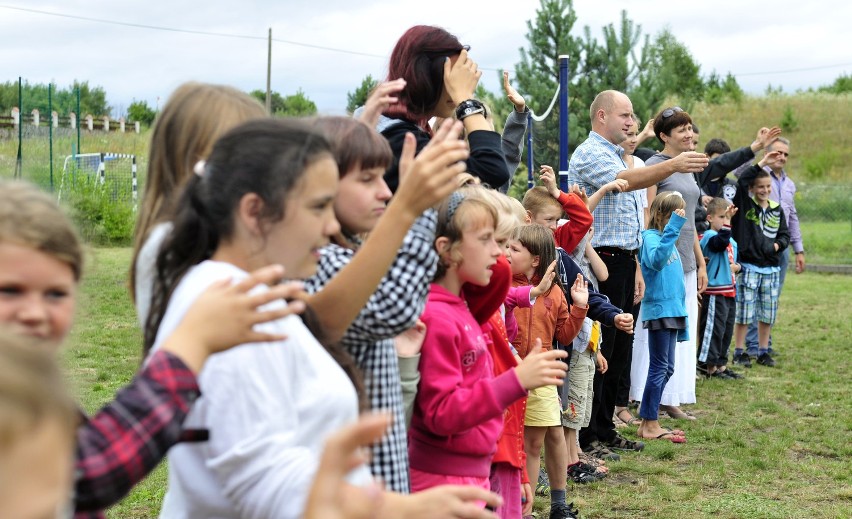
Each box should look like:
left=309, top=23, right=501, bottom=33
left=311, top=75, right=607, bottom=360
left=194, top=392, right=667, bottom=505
left=639, top=328, right=678, bottom=420
left=745, top=248, right=789, bottom=355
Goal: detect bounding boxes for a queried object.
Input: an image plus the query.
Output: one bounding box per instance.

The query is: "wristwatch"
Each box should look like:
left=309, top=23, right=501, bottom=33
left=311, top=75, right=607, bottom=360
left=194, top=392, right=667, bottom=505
left=455, top=99, right=486, bottom=120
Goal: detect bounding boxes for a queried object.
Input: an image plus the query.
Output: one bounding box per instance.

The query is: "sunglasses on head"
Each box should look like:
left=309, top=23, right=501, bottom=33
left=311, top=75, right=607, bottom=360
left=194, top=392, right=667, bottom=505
left=662, top=106, right=683, bottom=118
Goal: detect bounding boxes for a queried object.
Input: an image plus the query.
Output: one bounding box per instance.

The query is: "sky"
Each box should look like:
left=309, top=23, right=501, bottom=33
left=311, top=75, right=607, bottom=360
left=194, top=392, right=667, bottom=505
left=1, top=0, right=849, bottom=117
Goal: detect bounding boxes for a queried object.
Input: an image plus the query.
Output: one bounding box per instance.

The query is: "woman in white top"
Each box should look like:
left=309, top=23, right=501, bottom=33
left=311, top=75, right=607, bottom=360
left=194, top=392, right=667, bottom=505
left=146, top=118, right=501, bottom=519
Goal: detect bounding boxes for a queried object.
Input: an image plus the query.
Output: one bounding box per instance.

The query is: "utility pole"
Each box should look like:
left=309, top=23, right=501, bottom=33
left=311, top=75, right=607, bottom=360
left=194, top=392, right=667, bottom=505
left=266, top=27, right=272, bottom=114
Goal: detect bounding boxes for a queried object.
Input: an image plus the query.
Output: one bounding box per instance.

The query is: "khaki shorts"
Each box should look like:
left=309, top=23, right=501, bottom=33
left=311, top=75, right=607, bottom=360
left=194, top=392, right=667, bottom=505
left=561, top=349, right=595, bottom=430
left=524, top=385, right=561, bottom=427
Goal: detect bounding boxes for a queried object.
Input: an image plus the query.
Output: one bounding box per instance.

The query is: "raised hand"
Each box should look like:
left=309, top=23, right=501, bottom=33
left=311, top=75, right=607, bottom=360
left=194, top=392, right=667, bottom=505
left=530, top=260, right=557, bottom=299
left=758, top=150, right=784, bottom=169
left=503, top=71, right=526, bottom=112
left=539, top=165, right=560, bottom=197
left=725, top=204, right=738, bottom=219
left=514, top=338, right=569, bottom=389
left=443, top=49, right=481, bottom=105
left=569, top=183, right=590, bottom=205
left=395, top=119, right=469, bottom=217
left=756, top=126, right=782, bottom=150
left=671, top=151, right=710, bottom=173
left=673, top=208, right=687, bottom=218
left=357, top=78, right=406, bottom=129
left=570, top=273, right=589, bottom=307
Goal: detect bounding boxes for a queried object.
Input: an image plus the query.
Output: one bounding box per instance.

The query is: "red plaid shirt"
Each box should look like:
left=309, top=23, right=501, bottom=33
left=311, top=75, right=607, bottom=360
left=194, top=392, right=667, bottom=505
left=73, top=350, right=200, bottom=518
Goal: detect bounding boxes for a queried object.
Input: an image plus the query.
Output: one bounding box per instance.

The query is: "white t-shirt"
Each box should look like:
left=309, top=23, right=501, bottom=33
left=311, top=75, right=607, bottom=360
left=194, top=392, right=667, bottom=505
left=135, top=222, right=172, bottom=328
left=150, top=260, right=369, bottom=519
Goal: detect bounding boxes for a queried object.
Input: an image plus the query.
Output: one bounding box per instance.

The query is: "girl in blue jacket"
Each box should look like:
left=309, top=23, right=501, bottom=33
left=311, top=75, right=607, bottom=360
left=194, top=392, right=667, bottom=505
left=636, top=191, right=689, bottom=444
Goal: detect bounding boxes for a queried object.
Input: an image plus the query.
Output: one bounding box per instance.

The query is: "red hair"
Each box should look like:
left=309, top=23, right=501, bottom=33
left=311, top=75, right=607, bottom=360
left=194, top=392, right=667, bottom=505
left=383, top=25, right=464, bottom=129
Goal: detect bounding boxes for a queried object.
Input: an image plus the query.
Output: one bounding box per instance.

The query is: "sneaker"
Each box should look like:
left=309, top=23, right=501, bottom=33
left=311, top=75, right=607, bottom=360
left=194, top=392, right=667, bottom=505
left=756, top=352, right=776, bottom=367
left=733, top=352, right=752, bottom=368
left=584, top=440, right=621, bottom=461
left=550, top=501, right=581, bottom=519
left=604, top=432, right=645, bottom=452
left=568, top=462, right=605, bottom=483
left=535, top=467, right=550, bottom=495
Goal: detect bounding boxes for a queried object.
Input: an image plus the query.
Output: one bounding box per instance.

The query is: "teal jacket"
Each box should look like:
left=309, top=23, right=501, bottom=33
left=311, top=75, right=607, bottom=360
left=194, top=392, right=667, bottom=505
left=639, top=212, right=689, bottom=341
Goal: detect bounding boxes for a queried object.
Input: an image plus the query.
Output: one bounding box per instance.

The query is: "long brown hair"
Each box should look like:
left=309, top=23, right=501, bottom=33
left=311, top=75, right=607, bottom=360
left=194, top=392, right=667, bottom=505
left=130, top=82, right=268, bottom=301
left=515, top=223, right=560, bottom=292
left=648, top=191, right=686, bottom=232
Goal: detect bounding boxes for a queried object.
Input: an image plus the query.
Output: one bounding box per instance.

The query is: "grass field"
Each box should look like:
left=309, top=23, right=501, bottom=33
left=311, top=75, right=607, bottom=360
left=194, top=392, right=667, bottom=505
left=67, top=248, right=851, bottom=518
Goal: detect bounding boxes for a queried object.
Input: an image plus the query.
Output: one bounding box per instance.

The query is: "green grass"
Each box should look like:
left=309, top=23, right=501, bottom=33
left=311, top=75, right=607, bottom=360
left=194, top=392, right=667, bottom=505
left=799, top=220, right=852, bottom=265
left=67, top=248, right=851, bottom=518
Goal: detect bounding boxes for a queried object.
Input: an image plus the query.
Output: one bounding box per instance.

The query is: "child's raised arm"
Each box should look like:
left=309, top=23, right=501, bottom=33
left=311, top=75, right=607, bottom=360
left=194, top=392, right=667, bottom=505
left=540, top=165, right=594, bottom=252
left=586, top=178, right=629, bottom=213
left=585, top=240, right=609, bottom=282
left=306, top=121, right=468, bottom=343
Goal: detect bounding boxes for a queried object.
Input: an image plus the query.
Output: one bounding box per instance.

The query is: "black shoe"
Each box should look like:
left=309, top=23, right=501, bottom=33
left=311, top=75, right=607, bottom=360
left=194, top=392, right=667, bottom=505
left=733, top=352, right=752, bottom=368
left=710, top=370, right=732, bottom=379
left=584, top=440, right=621, bottom=461
left=550, top=501, right=581, bottom=519
left=605, top=433, right=645, bottom=452
left=567, top=462, right=605, bottom=483
left=756, top=352, right=776, bottom=367
left=697, top=361, right=709, bottom=376
left=720, top=368, right=744, bottom=379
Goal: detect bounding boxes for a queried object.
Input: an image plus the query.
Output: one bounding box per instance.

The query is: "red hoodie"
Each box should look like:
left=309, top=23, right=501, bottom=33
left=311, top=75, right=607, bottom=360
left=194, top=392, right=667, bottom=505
left=554, top=191, right=593, bottom=253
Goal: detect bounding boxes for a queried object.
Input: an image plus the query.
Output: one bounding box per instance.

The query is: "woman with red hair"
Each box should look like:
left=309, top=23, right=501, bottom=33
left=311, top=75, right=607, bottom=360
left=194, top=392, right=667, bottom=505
left=376, top=25, right=510, bottom=192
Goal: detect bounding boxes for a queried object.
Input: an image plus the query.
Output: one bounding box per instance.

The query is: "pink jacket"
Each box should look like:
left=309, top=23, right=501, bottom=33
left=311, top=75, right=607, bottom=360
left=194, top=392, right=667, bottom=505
left=409, top=284, right=527, bottom=478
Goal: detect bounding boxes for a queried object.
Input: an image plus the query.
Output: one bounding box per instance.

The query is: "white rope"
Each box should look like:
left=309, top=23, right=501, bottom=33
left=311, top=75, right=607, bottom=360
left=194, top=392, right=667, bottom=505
left=529, top=84, right=561, bottom=122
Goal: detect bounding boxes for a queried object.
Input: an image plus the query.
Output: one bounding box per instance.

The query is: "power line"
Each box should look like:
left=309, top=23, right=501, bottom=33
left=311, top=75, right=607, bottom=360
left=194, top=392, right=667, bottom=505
left=0, top=3, right=502, bottom=70
left=0, top=4, right=387, bottom=59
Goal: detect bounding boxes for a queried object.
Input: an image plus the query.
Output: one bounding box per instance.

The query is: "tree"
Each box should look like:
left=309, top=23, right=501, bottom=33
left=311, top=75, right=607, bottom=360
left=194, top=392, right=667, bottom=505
left=276, top=90, right=317, bottom=117
left=346, top=75, right=378, bottom=114
left=249, top=89, right=283, bottom=114
left=817, top=73, right=852, bottom=94
left=0, top=80, right=110, bottom=116
left=127, top=100, right=157, bottom=126
left=513, top=0, right=583, bottom=168
left=631, top=29, right=704, bottom=122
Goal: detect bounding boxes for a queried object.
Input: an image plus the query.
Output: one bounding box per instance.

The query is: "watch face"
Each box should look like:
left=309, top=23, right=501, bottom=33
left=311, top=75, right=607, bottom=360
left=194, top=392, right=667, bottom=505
left=464, top=107, right=473, bottom=115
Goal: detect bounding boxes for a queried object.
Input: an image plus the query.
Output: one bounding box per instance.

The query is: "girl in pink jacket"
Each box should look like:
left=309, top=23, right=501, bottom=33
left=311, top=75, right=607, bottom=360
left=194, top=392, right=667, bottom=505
left=409, top=191, right=568, bottom=500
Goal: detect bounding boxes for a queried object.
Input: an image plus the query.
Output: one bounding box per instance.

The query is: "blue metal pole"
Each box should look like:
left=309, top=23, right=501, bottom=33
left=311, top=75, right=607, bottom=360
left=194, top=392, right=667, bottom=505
left=526, top=111, right=534, bottom=190
left=558, top=55, right=570, bottom=192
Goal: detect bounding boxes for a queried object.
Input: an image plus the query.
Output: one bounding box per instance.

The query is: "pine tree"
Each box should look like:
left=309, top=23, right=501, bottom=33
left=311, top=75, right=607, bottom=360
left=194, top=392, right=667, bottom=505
left=346, top=75, right=378, bottom=114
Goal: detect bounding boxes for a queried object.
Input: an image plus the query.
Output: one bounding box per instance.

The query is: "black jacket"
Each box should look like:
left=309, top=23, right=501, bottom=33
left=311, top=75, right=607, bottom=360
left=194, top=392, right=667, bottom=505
left=731, top=165, right=790, bottom=267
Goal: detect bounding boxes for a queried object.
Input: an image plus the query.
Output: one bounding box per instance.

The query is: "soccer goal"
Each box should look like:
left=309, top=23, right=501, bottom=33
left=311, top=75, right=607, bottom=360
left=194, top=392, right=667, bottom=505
left=58, top=153, right=138, bottom=209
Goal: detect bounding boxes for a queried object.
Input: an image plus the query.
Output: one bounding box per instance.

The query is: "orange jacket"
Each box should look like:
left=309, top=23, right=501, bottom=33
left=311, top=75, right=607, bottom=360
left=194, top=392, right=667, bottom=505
left=511, top=273, right=587, bottom=358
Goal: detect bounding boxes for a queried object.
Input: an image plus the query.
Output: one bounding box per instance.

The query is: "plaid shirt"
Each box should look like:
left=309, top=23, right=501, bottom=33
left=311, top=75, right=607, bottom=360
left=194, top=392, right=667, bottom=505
left=73, top=350, right=200, bottom=518
left=567, top=131, right=642, bottom=251
left=304, top=209, right=437, bottom=494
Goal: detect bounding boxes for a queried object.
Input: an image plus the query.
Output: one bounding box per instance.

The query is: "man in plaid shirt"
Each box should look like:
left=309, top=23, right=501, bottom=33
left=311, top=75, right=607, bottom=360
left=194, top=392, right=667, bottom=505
left=566, top=90, right=708, bottom=461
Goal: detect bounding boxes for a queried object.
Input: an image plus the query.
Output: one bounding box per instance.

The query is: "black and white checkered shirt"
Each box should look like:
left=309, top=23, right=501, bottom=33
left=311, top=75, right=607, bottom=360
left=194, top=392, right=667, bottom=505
left=304, top=209, right=437, bottom=493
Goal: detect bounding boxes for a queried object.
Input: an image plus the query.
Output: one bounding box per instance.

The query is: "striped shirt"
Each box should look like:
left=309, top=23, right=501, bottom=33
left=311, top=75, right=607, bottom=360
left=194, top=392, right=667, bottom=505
left=567, top=131, right=643, bottom=251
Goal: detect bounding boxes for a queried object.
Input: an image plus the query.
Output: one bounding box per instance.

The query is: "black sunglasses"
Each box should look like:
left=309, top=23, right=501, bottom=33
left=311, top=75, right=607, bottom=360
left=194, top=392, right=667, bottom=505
left=662, top=106, right=683, bottom=118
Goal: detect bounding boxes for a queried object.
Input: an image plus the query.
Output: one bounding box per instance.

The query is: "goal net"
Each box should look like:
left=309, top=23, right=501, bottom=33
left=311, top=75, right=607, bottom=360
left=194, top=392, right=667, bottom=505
left=59, top=153, right=138, bottom=209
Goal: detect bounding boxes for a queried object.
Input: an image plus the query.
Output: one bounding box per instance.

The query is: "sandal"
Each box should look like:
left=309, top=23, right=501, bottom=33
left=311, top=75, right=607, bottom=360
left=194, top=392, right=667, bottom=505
left=615, top=407, right=640, bottom=426
left=579, top=452, right=607, bottom=470
left=654, top=431, right=687, bottom=443
left=660, top=405, right=697, bottom=421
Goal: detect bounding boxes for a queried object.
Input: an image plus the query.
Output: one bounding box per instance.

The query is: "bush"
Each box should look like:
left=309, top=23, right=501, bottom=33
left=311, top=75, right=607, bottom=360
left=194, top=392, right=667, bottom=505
left=62, top=177, right=135, bottom=245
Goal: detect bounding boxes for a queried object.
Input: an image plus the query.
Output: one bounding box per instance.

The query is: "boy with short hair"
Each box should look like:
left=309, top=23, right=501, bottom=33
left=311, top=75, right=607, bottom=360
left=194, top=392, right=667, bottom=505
left=730, top=154, right=790, bottom=368
left=697, top=198, right=743, bottom=379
